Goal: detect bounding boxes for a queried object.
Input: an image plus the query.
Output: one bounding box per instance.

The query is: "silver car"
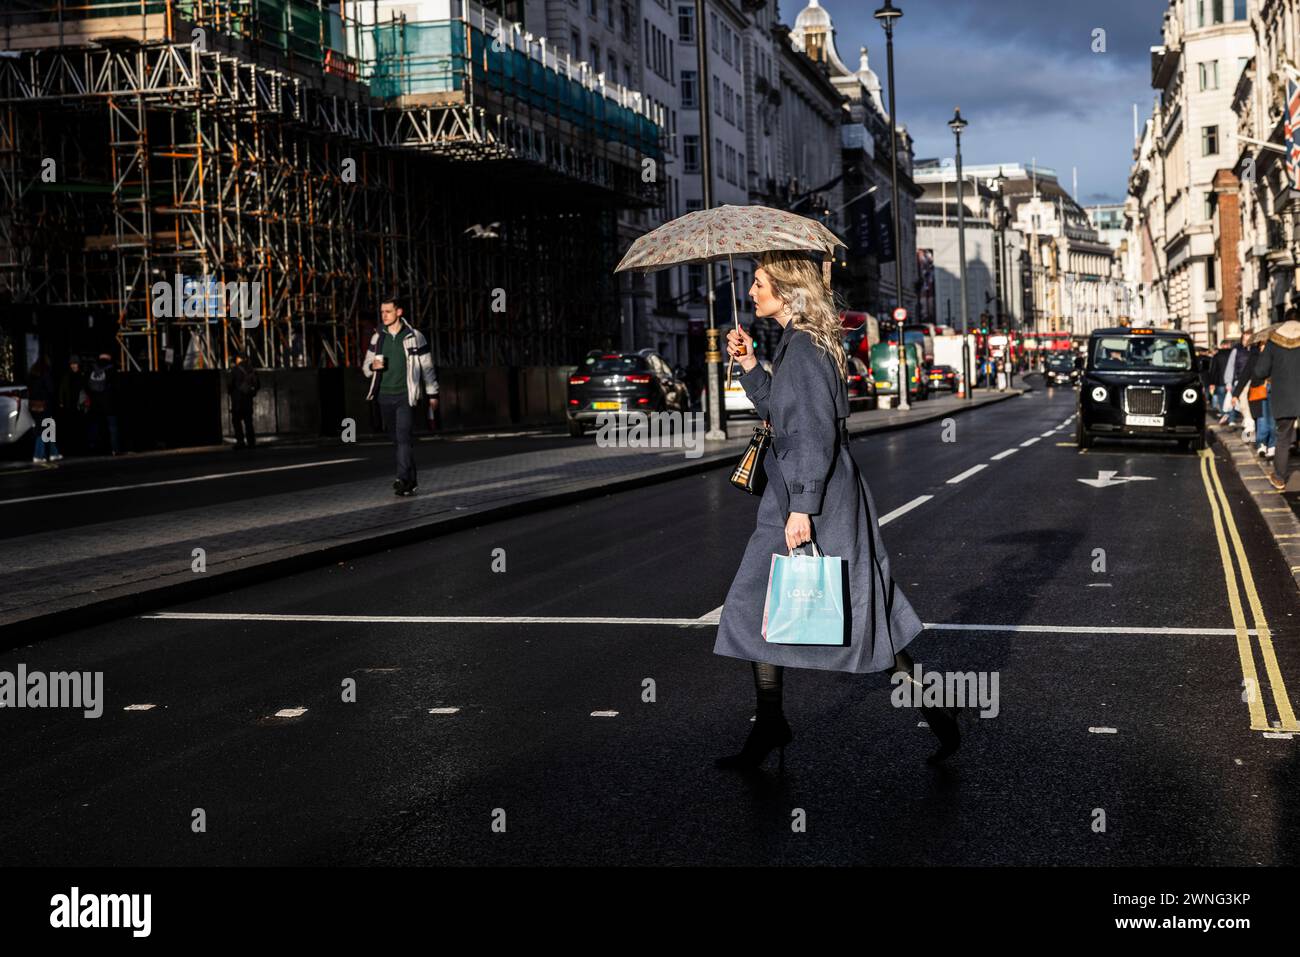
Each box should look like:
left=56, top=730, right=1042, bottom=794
left=0, top=385, right=34, bottom=445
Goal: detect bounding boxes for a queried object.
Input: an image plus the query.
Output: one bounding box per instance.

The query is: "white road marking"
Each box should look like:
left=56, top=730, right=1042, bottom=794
left=273, top=707, right=308, bottom=718
left=990, top=449, right=1018, bottom=460
left=1088, top=727, right=1118, bottom=734
left=428, top=707, right=460, bottom=714
left=946, top=464, right=987, bottom=484
left=1020, top=437, right=1041, bottom=447
left=590, top=710, right=619, bottom=717
left=1263, top=732, right=1295, bottom=740
left=123, top=704, right=156, bottom=711
left=698, top=604, right=725, bottom=622
left=1078, top=471, right=1156, bottom=488
left=1041, top=430, right=1057, bottom=438
left=0, top=458, right=365, bottom=506
left=1087, top=583, right=1113, bottom=587
left=878, top=495, right=933, bottom=526
left=143, top=613, right=1257, bottom=636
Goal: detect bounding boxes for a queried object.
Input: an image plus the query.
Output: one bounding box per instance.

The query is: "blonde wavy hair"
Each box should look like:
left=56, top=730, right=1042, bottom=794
left=755, top=250, right=847, bottom=381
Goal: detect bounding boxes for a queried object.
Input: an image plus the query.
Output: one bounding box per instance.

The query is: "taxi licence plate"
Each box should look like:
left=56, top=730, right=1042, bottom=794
left=592, top=401, right=621, bottom=410
left=1125, top=414, right=1164, bottom=427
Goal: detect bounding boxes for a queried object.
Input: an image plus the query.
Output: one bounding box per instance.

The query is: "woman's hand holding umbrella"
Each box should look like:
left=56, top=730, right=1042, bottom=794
left=727, top=327, right=757, bottom=374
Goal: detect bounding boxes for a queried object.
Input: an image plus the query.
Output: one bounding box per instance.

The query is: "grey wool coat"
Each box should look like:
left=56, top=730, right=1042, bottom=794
left=713, top=321, right=924, bottom=673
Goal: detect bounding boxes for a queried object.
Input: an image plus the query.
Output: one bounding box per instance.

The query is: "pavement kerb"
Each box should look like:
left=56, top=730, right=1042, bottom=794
left=3, top=387, right=1027, bottom=647
left=1208, top=423, right=1300, bottom=597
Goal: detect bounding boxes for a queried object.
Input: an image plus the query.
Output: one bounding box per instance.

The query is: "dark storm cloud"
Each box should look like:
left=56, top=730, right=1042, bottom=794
left=818, top=0, right=1170, bottom=203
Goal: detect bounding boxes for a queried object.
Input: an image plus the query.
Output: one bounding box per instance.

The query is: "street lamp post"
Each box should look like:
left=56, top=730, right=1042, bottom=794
left=694, top=0, right=725, bottom=440
left=874, top=0, right=909, bottom=411
left=948, top=107, right=972, bottom=400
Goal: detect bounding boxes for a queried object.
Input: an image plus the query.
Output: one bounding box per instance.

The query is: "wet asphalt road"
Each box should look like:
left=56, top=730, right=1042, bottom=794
left=2, top=385, right=1298, bottom=865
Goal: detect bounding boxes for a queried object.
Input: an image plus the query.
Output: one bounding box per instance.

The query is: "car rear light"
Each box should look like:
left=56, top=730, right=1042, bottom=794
left=625, top=374, right=651, bottom=384
left=569, top=375, right=589, bottom=385
left=848, top=374, right=862, bottom=382
left=636, top=397, right=650, bottom=404
left=601, top=354, right=620, bottom=359
left=568, top=399, right=579, bottom=406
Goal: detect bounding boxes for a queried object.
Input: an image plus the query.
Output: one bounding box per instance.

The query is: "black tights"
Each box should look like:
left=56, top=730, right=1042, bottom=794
left=751, top=649, right=917, bottom=717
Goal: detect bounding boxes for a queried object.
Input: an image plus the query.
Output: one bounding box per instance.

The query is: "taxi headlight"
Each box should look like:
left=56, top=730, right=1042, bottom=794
left=1182, top=387, right=1199, bottom=404
left=1090, top=386, right=1108, bottom=403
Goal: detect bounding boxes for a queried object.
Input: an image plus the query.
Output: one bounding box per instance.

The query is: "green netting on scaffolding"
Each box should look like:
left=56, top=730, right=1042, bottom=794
left=369, top=21, right=463, bottom=98
left=85, top=0, right=325, bottom=61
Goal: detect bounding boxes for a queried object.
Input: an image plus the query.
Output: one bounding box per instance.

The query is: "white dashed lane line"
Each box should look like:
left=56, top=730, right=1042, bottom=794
left=990, top=449, right=1018, bottom=461
left=946, top=464, right=987, bottom=484
left=877, top=494, right=933, bottom=526
left=1020, top=436, right=1041, bottom=447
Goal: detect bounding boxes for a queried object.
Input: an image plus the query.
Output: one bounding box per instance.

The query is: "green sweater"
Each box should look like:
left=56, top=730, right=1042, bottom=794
left=378, top=327, right=410, bottom=395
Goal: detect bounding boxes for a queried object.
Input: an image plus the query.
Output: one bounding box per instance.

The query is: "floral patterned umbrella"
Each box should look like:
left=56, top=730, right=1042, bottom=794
left=614, top=205, right=844, bottom=387
left=614, top=204, right=844, bottom=278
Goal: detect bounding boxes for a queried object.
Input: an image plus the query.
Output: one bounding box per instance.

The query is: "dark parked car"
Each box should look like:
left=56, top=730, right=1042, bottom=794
left=1076, top=327, right=1206, bottom=451
left=926, top=364, right=958, bottom=393
left=846, top=356, right=878, bottom=408
left=567, top=349, right=691, bottom=437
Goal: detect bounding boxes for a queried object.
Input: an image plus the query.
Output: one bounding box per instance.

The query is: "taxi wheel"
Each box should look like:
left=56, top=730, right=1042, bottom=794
left=1187, top=432, right=1206, bottom=452
left=567, top=419, right=585, bottom=438
left=1076, top=418, right=1092, bottom=450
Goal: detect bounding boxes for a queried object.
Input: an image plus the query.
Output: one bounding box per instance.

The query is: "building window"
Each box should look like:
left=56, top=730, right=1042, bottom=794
left=608, top=52, right=618, bottom=79
left=737, top=92, right=744, bottom=131
left=1202, top=124, right=1218, bottom=155
left=622, top=3, right=633, bottom=42
left=683, top=134, right=700, bottom=173
left=739, top=151, right=745, bottom=186
left=625, top=63, right=634, bottom=88
left=1199, top=60, right=1219, bottom=90
left=571, top=28, right=581, bottom=57
left=589, top=0, right=597, bottom=18
left=720, top=22, right=733, bottom=65
left=725, top=144, right=736, bottom=184
left=1233, top=0, right=1246, bottom=18
left=669, top=39, right=675, bottom=78
left=1212, top=0, right=1224, bottom=22
left=713, top=75, right=721, bottom=114
left=687, top=263, right=704, bottom=298
left=681, top=70, right=697, bottom=107
left=723, top=83, right=734, bottom=124
left=677, top=5, right=694, bottom=43
left=710, top=12, right=718, bottom=51
left=733, top=34, right=741, bottom=67
left=686, top=198, right=703, bottom=212
left=590, top=42, right=600, bottom=69
left=1205, top=259, right=1217, bottom=290
left=606, top=0, right=614, bottom=27
left=1205, top=191, right=1217, bottom=220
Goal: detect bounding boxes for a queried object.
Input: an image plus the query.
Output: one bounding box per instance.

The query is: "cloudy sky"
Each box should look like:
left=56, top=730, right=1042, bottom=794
left=813, top=0, right=1170, bottom=205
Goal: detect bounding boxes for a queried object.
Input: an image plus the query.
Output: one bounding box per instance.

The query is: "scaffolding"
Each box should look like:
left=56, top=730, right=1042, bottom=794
left=0, top=0, right=663, bottom=371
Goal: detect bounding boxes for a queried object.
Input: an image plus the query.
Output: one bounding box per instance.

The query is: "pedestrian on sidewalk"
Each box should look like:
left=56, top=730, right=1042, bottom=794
left=57, top=355, right=89, bottom=455
left=1219, top=333, right=1251, bottom=427
left=1234, top=337, right=1271, bottom=455
left=86, top=352, right=122, bottom=455
left=228, top=351, right=259, bottom=449
left=1209, top=339, right=1232, bottom=416
left=26, top=356, right=62, bottom=465
left=714, top=250, right=960, bottom=772
left=362, top=292, right=439, bottom=496
left=1256, top=309, right=1300, bottom=491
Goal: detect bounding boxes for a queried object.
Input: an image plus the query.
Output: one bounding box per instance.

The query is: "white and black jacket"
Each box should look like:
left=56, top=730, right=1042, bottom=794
left=363, top=320, right=439, bottom=406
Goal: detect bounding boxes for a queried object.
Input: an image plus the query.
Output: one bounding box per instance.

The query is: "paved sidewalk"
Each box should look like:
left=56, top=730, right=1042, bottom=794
left=2, top=387, right=1026, bottom=641
left=1209, top=421, right=1300, bottom=595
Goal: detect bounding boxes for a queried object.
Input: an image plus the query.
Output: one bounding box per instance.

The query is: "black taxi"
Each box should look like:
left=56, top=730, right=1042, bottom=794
left=1076, top=327, right=1205, bottom=451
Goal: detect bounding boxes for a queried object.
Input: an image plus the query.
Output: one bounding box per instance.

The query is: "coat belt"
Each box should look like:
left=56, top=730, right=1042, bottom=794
left=771, top=419, right=850, bottom=455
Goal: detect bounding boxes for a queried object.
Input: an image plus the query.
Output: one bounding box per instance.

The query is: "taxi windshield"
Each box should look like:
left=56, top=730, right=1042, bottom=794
left=1091, top=336, right=1192, bottom=371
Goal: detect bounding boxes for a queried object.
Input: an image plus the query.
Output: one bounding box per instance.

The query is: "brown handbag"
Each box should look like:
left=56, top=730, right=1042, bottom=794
left=730, top=419, right=772, bottom=495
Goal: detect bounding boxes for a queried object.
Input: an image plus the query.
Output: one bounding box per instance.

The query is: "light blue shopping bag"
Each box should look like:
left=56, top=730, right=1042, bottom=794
left=761, top=543, right=847, bottom=645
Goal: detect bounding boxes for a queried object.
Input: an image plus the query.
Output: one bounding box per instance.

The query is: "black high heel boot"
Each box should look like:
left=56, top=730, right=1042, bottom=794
left=717, top=662, right=792, bottom=772
left=919, top=704, right=960, bottom=764
left=892, top=649, right=961, bottom=764
left=715, top=703, right=793, bottom=771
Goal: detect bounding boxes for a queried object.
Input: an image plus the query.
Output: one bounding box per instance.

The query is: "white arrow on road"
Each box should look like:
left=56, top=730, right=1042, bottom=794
left=1078, top=470, right=1157, bottom=489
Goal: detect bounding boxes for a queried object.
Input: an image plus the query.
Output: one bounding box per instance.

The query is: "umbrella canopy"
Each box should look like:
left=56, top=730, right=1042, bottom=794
left=613, top=204, right=844, bottom=274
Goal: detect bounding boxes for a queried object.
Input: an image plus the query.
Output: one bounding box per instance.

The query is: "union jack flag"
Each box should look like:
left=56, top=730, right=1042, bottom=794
left=1287, top=78, right=1300, bottom=190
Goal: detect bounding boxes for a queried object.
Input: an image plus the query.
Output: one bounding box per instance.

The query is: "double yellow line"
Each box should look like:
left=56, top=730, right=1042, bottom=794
left=1198, top=449, right=1299, bottom=732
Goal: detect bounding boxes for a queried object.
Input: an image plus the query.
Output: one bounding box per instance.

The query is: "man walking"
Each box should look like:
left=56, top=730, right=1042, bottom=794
left=1209, top=339, right=1233, bottom=418
left=1256, top=309, right=1300, bottom=491
left=228, top=351, right=259, bottom=449
left=363, top=292, right=439, bottom=496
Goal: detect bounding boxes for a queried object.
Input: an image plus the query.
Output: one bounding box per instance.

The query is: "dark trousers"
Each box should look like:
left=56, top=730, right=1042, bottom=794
left=1274, top=417, right=1297, bottom=483
left=232, top=406, right=255, bottom=447
left=378, top=392, right=417, bottom=485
